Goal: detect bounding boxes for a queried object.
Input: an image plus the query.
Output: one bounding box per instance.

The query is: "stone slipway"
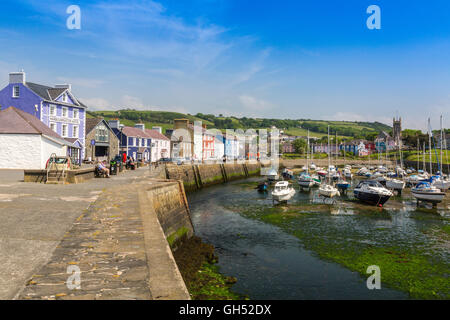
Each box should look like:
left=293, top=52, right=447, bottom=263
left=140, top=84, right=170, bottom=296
left=18, top=178, right=191, bottom=300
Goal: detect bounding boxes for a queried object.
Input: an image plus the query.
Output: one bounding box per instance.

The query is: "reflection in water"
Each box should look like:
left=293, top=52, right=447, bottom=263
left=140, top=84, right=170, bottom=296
left=185, top=177, right=449, bottom=300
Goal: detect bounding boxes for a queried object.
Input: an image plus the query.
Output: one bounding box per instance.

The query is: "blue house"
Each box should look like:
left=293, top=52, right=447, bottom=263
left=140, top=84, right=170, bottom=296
left=109, top=120, right=152, bottom=162
left=0, top=72, right=87, bottom=164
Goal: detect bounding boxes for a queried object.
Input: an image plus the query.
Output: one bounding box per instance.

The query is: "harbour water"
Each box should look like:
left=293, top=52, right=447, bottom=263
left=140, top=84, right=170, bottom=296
left=188, top=177, right=449, bottom=300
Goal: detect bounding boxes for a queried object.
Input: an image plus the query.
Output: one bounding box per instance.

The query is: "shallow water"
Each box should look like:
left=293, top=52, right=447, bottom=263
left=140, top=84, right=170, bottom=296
left=187, top=177, right=450, bottom=299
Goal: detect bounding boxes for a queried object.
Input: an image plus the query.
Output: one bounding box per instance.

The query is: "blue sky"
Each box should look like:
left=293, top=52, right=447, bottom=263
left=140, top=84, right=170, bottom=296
left=1, top=0, right=450, bottom=130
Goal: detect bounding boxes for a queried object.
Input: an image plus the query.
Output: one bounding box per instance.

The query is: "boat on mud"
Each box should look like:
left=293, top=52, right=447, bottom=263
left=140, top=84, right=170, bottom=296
left=353, top=180, right=393, bottom=206
left=272, top=181, right=296, bottom=202
left=411, top=182, right=446, bottom=204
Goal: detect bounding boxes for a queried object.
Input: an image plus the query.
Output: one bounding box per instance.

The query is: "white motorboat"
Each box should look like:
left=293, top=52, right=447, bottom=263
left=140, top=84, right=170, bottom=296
left=318, top=184, right=340, bottom=198
left=353, top=180, right=393, bottom=206
left=386, top=178, right=405, bottom=191
left=310, top=163, right=317, bottom=171
left=343, top=168, right=353, bottom=179
left=411, top=182, right=445, bottom=204
left=272, top=181, right=296, bottom=202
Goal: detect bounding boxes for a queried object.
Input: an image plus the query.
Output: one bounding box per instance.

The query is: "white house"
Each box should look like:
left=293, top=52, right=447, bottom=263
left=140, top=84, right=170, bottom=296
left=0, top=107, right=78, bottom=169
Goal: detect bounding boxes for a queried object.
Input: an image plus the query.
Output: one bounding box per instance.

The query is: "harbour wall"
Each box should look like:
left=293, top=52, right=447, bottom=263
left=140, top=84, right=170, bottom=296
left=165, top=162, right=262, bottom=192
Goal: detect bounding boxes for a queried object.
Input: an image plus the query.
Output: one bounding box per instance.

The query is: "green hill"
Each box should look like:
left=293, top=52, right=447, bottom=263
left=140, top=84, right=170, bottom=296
left=87, top=109, right=391, bottom=139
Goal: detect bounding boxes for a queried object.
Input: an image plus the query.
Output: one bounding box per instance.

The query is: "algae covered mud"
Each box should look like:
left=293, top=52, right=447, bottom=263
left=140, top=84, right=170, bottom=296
left=188, top=177, right=449, bottom=300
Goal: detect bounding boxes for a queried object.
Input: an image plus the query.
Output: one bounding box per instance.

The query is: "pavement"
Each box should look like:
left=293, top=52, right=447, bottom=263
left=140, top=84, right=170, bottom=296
left=0, top=167, right=157, bottom=299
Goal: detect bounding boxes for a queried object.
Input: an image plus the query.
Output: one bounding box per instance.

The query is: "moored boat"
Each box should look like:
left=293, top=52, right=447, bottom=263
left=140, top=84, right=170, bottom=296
left=353, top=180, right=393, bottom=206
left=411, top=182, right=445, bottom=204
left=272, top=181, right=296, bottom=202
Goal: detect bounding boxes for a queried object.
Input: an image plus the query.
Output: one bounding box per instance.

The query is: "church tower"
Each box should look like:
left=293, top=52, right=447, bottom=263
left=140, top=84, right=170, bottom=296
left=393, top=116, right=402, bottom=142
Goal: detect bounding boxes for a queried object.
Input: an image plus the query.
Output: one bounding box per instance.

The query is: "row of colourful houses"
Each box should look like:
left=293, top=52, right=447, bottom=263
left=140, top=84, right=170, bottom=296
left=0, top=71, right=170, bottom=169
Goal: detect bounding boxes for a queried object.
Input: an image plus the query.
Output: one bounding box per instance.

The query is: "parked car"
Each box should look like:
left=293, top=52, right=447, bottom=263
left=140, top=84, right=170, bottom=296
left=45, top=156, right=73, bottom=170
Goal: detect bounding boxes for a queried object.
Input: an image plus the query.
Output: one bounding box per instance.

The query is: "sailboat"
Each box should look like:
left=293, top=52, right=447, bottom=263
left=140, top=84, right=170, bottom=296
left=386, top=134, right=405, bottom=192
left=433, top=115, right=450, bottom=191
left=298, top=130, right=317, bottom=189
left=319, top=126, right=340, bottom=198
left=411, top=119, right=446, bottom=204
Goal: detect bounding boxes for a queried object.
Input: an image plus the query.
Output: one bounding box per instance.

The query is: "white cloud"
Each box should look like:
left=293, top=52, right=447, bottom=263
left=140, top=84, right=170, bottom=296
left=81, top=97, right=111, bottom=110
left=239, top=95, right=273, bottom=111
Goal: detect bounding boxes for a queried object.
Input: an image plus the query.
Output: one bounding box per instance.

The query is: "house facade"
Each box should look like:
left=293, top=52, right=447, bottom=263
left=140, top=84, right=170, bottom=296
left=0, top=72, right=86, bottom=164
left=0, top=107, right=78, bottom=169
left=145, top=126, right=171, bottom=162
left=109, top=120, right=152, bottom=161
left=85, top=118, right=119, bottom=162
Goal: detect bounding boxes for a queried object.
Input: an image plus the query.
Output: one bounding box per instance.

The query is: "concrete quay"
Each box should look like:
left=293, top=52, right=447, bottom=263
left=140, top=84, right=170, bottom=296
left=0, top=166, right=190, bottom=300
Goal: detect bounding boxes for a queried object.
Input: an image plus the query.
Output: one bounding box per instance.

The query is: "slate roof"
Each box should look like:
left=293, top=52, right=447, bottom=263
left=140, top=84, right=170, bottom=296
left=24, top=82, right=86, bottom=108
left=145, top=128, right=170, bottom=141
left=85, top=118, right=103, bottom=135
left=0, top=107, right=76, bottom=147
left=121, top=126, right=152, bottom=138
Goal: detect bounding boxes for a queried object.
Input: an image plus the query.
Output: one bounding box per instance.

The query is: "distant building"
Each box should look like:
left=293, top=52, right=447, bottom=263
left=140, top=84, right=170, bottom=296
left=85, top=118, right=119, bottom=162
left=0, top=72, right=87, bottom=164
left=109, top=120, right=152, bottom=161
left=282, top=142, right=295, bottom=153
left=145, top=126, right=170, bottom=161
left=393, top=116, right=402, bottom=142
left=0, top=107, right=78, bottom=169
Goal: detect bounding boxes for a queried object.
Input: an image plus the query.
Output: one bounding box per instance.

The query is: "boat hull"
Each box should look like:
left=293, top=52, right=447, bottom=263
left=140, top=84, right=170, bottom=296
left=411, top=190, right=445, bottom=203
left=272, top=189, right=296, bottom=202
left=353, top=191, right=391, bottom=206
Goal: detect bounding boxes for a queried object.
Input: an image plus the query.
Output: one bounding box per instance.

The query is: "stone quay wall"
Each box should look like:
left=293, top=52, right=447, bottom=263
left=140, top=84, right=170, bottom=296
left=165, top=162, right=262, bottom=192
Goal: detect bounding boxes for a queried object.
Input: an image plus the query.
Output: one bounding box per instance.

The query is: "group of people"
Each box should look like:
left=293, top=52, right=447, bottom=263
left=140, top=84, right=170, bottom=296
left=95, top=154, right=137, bottom=178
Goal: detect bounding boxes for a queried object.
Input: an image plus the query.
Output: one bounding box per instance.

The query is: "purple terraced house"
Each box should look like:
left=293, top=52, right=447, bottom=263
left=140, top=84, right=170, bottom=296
left=0, top=72, right=87, bottom=164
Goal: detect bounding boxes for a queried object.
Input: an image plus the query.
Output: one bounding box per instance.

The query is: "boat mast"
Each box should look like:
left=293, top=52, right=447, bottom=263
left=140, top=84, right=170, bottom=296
left=417, top=137, right=419, bottom=172
left=328, top=125, right=331, bottom=184
left=440, top=115, right=443, bottom=175
left=428, top=118, right=432, bottom=175
left=306, top=130, right=309, bottom=174
left=423, top=142, right=426, bottom=172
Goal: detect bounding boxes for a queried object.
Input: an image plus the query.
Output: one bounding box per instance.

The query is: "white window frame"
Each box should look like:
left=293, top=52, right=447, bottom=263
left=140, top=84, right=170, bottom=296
left=49, top=105, right=56, bottom=116
left=73, top=109, right=79, bottom=119
left=62, top=124, right=68, bottom=138
left=62, top=107, right=68, bottom=118
left=49, top=122, right=57, bottom=133
left=62, top=93, right=68, bottom=103
left=12, top=86, right=19, bottom=98
left=73, top=125, right=79, bottom=138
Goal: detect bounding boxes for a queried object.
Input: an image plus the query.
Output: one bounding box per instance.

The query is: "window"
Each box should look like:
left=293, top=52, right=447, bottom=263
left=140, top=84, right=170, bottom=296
left=12, top=86, right=19, bottom=98
left=73, top=109, right=79, bottom=119
left=95, top=124, right=108, bottom=142
left=50, top=122, right=57, bottom=132
left=73, top=125, right=78, bottom=138
left=62, top=93, right=68, bottom=103
left=62, top=107, right=68, bottom=118
left=62, top=124, right=68, bottom=137
left=49, top=105, right=56, bottom=116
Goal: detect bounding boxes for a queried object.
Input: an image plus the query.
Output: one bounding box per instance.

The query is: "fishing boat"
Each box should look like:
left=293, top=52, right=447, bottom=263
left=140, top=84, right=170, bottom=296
left=353, top=180, right=393, bottom=206
left=411, top=182, right=445, bottom=204
left=272, top=181, right=296, bottom=202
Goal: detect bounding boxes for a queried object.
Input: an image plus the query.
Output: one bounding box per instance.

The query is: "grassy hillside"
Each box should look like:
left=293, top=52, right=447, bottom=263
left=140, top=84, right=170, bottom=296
left=87, top=109, right=391, bottom=138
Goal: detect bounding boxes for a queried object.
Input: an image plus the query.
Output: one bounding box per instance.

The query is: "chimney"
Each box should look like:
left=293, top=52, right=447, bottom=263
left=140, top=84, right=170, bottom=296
left=174, top=119, right=189, bottom=130
left=9, top=72, right=26, bottom=84
left=55, top=84, right=72, bottom=91
left=152, top=126, right=162, bottom=134
left=135, top=123, right=145, bottom=132
left=109, top=120, right=120, bottom=129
